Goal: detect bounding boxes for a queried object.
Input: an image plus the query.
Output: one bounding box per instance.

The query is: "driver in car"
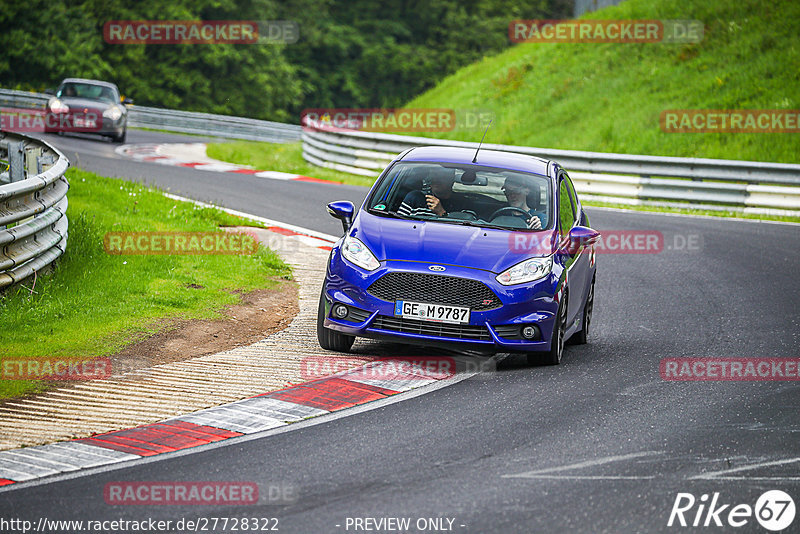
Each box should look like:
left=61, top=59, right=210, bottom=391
left=397, top=169, right=469, bottom=218
left=501, top=175, right=546, bottom=230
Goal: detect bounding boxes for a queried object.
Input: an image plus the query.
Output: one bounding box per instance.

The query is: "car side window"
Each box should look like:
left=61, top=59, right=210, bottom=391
left=558, top=177, right=576, bottom=240
left=563, top=173, right=579, bottom=221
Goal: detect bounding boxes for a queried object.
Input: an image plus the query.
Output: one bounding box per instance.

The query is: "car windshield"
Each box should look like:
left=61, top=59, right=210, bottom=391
left=367, top=161, right=551, bottom=231
left=57, top=82, right=117, bottom=103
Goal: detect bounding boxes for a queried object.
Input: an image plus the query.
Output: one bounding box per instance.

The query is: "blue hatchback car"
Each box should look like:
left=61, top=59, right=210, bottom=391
left=318, top=146, right=599, bottom=365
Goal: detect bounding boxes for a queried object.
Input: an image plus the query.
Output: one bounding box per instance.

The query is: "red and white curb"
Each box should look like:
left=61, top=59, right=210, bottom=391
left=0, top=356, right=487, bottom=488
left=162, top=192, right=337, bottom=252
left=0, top=201, right=494, bottom=490
left=115, top=143, right=337, bottom=184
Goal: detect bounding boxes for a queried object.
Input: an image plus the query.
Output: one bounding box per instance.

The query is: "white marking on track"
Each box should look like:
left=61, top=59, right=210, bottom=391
left=502, top=451, right=662, bottom=479
left=691, top=456, right=800, bottom=480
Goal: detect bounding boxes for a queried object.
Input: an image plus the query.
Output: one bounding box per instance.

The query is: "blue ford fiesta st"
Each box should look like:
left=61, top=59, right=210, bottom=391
left=317, top=146, right=599, bottom=365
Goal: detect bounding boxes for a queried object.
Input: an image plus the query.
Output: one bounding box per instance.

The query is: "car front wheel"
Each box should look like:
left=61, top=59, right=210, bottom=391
left=316, top=290, right=355, bottom=352
left=528, top=295, right=566, bottom=366
left=112, top=129, right=126, bottom=143
left=569, top=275, right=594, bottom=345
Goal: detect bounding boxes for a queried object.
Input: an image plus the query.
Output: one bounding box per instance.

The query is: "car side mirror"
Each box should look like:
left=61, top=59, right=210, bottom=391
left=565, top=226, right=600, bottom=253
left=44, top=88, right=55, bottom=95
left=327, top=200, right=355, bottom=233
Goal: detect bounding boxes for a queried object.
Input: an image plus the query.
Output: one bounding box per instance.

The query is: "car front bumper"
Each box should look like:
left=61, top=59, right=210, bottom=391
left=322, top=249, right=561, bottom=354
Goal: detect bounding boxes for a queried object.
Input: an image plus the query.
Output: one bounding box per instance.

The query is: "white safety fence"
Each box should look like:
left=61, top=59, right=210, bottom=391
left=0, top=88, right=301, bottom=143
left=301, top=126, right=800, bottom=216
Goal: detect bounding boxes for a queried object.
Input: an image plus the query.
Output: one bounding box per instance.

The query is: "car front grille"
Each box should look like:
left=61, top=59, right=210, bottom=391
left=367, top=272, right=501, bottom=311
left=371, top=315, right=492, bottom=341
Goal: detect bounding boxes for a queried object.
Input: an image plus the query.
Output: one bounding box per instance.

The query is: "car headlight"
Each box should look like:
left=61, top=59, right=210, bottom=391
left=49, top=99, right=69, bottom=113
left=341, top=235, right=380, bottom=271
left=103, top=106, right=123, bottom=121
left=496, top=256, right=553, bottom=285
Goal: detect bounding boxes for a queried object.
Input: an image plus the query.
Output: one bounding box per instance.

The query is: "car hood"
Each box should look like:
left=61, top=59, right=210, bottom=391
left=55, top=97, right=117, bottom=111
left=352, top=212, right=557, bottom=274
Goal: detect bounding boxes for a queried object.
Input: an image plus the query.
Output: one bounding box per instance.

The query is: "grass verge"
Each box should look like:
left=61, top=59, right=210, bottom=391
left=404, top=0, right=799, bottom=163
left=0, top=168, right=292, bottom=400
left=206, top=140, right=376, bottom=187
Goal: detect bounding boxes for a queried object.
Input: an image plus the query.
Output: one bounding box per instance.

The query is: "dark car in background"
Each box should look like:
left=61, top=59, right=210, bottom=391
left=45, top=78, right=131, bottom=142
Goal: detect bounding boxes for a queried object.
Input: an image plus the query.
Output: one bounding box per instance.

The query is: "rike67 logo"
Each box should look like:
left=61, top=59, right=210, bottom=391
left=668, top=490, right=795, bottom=531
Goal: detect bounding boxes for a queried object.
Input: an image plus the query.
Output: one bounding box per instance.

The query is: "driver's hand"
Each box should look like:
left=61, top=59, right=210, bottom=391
left=526, top=216, right=542, bottom=230
left=426, top=195, right=446, bottom=216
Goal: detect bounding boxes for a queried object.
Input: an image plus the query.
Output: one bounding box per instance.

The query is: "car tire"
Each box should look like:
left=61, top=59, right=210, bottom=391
left=528, top=294, right=566, bottom=366
left=568, top=275, right=594, bottom=346
left=317, top=289, right=355, bottom=352
left=112, top=129, right=126, bottom=143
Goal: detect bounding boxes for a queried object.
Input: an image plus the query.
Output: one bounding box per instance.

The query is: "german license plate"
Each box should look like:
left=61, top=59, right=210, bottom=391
left=74, top=117, right=96, bottom=128
left=394, top=300, right=470, bottom=324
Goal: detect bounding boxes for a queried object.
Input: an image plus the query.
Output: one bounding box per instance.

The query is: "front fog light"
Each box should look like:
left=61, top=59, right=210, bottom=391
left=333, top=304, right=349, bottom=319
left=522, top=325, right=538, bottom=339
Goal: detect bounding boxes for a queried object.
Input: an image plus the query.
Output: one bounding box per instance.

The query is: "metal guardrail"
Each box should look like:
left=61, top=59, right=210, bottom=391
left=0, top=131, right=70, bottom=289
left=301, top=126, right=800, bottom=216
left=0, top=88, right=302, bottom=143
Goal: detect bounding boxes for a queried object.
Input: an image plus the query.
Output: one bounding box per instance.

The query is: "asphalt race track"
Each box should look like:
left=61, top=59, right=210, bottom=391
left=2, top=130, right=798, bottom=533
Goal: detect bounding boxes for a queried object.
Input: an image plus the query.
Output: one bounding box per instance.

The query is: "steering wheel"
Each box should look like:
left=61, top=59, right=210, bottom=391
left=489, top=206, right=530, bottom=221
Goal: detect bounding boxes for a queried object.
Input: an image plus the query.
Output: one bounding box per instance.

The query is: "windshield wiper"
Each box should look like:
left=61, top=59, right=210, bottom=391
left=368, top=209, right=407, bottom=219
left=440, top=219, right=519, bottom=231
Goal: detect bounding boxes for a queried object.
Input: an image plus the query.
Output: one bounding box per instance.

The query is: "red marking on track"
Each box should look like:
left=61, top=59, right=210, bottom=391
left=110, top=426, right=208, bottom=449
left=266, top=377, right=390, bottom=411
left=293, top=176, right=340, bottom=184
left=154, top=421, right=242, bottom=441
left=265, top=226, right=334, bottom=250
left=178, top=162, right=203, bottom=168
left=0, top=478, right=15, bottom=486
left=229, top=169, right=260, bottom=174
left=268, top=226, right=298, bottom=236
left=79, top=421, right=243, bottom=457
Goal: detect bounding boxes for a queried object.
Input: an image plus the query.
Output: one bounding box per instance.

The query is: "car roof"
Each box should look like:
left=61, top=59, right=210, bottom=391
left=399, top=146, right=552, bottom=177
left=60, top=78, right=119, bottom=91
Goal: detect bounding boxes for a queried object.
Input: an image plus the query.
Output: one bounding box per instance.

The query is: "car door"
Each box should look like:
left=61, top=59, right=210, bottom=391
left=557, top=171, right=588, bottom=328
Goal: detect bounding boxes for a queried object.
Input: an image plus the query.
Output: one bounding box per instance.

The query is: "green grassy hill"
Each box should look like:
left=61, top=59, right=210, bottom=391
left=405, top=0, right=799, bottom=163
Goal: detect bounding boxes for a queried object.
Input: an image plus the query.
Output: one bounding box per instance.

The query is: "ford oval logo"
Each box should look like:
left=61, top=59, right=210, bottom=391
left=429, top=265, right=446, bottom=272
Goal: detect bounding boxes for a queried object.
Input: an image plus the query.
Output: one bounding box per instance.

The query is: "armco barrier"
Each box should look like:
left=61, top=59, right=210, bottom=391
left=301, top=126, right=800, bottom=216
left=0, top=88, right=301, bottom=143
left=0, top=131, right=69, bottom=289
